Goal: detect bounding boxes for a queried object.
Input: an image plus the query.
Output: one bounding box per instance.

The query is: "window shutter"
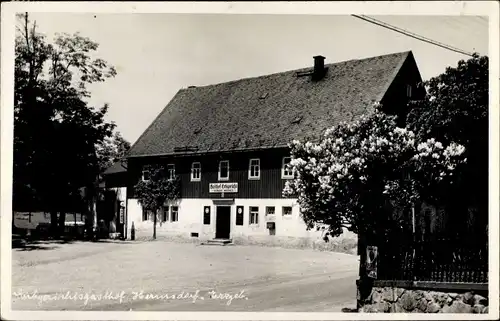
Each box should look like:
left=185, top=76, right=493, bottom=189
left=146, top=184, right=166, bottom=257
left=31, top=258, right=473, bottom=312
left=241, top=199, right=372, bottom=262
left=236, top=206, right=244, bottom=226
left=203, top=206, right=211, bottom=225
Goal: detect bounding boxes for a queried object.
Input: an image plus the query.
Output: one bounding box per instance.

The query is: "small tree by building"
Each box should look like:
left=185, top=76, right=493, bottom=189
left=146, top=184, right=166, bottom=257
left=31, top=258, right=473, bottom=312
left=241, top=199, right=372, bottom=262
left=134, top=164, right=180, bottom=239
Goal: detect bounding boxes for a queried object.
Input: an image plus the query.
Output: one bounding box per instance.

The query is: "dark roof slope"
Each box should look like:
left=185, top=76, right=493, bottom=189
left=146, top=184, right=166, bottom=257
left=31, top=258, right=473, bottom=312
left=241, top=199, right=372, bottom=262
left=103, top=160, right=127, bottom=175
left=128, top=51, right=412, bottom=157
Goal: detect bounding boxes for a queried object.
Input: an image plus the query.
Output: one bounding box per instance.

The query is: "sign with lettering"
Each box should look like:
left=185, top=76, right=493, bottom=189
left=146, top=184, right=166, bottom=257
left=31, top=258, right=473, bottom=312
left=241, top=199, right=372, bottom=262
left=209, top=182, right=238, bottom=193
left=119, top=208, right=125, bottom=224
left=265, top=215, right=276, bottom=222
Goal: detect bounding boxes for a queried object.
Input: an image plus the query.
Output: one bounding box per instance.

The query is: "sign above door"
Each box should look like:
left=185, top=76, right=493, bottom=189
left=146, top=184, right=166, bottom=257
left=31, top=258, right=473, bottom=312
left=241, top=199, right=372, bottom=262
left=209, top=182, right=238, bottom=193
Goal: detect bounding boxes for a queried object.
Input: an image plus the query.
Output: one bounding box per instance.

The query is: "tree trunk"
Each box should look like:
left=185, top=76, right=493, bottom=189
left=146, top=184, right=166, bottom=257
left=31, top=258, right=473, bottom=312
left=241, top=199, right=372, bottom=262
left=91, top=195, right=97, bottom=238
left=153, top=209, right=157, bottom=239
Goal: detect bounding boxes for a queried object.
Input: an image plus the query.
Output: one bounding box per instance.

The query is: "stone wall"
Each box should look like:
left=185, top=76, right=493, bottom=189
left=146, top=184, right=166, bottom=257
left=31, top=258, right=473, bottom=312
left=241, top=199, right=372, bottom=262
left=361, top=287, right=488, bottom=313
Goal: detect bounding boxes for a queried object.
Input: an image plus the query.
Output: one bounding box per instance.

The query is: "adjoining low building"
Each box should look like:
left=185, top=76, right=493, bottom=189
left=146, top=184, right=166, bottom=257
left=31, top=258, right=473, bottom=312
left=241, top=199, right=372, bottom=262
left=122, top=51, right=425, bottom=243
left=101, top=160, right=128, bottom=238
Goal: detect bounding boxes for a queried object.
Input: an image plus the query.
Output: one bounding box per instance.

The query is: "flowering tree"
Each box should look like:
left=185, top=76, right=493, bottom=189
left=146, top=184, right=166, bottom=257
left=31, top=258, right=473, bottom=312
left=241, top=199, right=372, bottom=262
left=283, top=105, right=466, bottom=239
left=407, top=54, right=488, bottom=235
left=134, top=164, right=180, bottom=239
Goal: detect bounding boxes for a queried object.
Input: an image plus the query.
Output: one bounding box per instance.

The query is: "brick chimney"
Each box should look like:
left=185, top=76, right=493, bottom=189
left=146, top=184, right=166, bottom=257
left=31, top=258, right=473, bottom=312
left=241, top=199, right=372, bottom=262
left=312, top=55, right=326, bottom=81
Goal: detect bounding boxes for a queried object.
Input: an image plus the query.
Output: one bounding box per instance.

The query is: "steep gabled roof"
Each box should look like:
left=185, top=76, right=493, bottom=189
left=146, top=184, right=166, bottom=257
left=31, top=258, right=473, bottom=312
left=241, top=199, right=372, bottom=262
left=102, top=160, right=127, bottom=175
left=128, top=51, right=413, bottom=158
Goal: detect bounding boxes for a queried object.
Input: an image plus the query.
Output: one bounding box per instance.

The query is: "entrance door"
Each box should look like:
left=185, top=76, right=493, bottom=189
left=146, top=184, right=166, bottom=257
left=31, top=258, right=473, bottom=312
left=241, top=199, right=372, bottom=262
left=215, top=206, right=231, bottom=239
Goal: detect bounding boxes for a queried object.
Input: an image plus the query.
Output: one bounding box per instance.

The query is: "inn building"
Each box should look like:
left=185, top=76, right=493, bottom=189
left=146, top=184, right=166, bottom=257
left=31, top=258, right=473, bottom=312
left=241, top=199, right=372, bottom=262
left=116, top=51, right=424, bottom=241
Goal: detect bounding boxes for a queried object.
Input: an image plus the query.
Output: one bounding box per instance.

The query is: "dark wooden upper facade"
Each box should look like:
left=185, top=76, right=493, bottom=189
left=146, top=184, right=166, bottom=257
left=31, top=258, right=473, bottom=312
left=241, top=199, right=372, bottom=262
left=127, top=148, right=294, bottom=199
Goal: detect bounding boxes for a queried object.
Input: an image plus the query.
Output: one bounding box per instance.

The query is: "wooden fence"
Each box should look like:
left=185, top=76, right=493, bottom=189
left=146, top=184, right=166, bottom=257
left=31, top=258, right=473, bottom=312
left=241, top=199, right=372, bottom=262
left=375, top=234, right=488, bottom=283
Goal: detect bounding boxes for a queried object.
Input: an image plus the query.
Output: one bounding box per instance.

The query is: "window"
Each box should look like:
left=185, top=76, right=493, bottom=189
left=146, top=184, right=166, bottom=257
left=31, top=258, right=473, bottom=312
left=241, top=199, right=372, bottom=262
left=249, top=206, right=259, bottom=225
left=282, top=157, right=293, bottom=179
left=171, top=206, right=179, bottom=222
left=191, top=162, right=201, bottom=181
left=282, top=206, right=292, bottom=216
left=162, top=206, right=169, bottom=222
left=266, top=206, right=275, bottom=216
left=167, top=164, right=175, bottom=180
left=142, top=170, right=150, bottom=181
left=203, top=206, right=211, bottom=225
left=406, top=84, right=412, bottom=98
left=142, top=209, right=150, bottom=221
left=248, top=159, right=260, bottom=179
left=218, top=160, right=229, bottom=181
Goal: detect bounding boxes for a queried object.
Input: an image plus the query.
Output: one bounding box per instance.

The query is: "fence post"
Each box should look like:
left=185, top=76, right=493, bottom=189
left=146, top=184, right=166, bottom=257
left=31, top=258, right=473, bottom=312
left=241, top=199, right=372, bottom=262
left=411, top=205, right=417, bottom=281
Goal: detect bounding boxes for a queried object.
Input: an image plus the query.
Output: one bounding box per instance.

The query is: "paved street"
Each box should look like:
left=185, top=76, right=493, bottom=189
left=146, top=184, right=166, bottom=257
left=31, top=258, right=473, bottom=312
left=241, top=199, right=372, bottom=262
left=12, top=240, right=359, bottom=311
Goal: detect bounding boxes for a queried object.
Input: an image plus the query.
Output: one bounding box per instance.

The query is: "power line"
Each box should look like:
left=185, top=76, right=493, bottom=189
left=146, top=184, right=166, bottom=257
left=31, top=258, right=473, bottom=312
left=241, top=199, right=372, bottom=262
left=351, top=14, right=476, bottom=57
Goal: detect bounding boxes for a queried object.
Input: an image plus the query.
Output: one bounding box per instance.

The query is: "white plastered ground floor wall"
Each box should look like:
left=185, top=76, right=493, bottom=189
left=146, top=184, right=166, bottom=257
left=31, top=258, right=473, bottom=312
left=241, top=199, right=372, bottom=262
left=126, top=198, right=346, bottom=240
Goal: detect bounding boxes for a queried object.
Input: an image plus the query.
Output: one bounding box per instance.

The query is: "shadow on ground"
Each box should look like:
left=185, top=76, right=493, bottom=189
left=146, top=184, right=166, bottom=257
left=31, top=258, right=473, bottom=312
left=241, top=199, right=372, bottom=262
left=12, top=234, right=129, bottom=251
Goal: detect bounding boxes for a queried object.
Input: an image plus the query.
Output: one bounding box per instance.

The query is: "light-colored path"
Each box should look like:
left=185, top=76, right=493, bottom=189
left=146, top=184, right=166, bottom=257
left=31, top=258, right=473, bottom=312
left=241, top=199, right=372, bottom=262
left=11, top=241, right=359, bottom=311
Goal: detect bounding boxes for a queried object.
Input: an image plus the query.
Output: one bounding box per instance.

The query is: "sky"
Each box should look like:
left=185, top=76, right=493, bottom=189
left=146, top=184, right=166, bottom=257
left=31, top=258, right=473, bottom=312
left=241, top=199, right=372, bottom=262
left=26, top=13, right=489, bottom=145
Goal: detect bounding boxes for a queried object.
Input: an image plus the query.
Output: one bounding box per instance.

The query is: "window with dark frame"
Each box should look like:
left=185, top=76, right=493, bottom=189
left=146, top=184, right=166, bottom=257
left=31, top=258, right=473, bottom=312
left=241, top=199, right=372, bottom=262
left=162, top=206, right=169, bottom=222
left=249, top=206, right=259, bottom=225
left=167, top=164, right=175, bottom=180
left=266, top=206, right=275, bottom=216
left=236, top=206, right=244, bottom=226
left=171, top=206, right=179, bottom=222
left=249, top=159, right=260, bottom=179
left=406, top=84, right=412, bottom=98
left=219, top=160, right=229, bottom=181
left=203, top=206, right=211, bottom=225
left=191, top=162, right=201, bottom=181
left=282, top=206, right=292, bottom=216
left=142, top=170, right=150, bottom=181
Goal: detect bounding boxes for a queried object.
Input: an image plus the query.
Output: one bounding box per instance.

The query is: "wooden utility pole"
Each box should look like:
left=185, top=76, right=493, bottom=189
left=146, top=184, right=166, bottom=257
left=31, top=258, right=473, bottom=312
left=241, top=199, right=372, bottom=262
left=153, top=210, right=157, bottom=239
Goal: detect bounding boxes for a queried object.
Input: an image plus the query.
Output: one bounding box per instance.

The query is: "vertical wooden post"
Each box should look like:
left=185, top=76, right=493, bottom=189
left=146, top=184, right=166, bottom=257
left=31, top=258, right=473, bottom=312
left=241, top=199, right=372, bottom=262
left=153, top=209, right=157, bottom=239
left=411, top=205, right=417, bottom=281
left=412, top=206, right=415, bottom=234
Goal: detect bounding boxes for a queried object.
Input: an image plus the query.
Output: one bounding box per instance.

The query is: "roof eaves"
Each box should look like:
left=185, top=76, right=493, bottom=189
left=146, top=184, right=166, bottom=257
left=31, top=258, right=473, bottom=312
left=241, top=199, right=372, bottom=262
left=126, top=144, right=290, bottom=159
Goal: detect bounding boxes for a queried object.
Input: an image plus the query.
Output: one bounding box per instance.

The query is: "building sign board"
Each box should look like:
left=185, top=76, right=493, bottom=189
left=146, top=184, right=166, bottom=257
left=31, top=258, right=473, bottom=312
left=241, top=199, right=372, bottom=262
left=265, top=215, right=276, bottom=222
left=209, top=182, right=238, bottom=193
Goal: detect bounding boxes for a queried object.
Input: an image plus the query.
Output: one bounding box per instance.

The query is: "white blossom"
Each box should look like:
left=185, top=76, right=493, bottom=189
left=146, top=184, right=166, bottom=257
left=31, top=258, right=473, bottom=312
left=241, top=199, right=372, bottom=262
left=283, top=109, right=465, bottom=234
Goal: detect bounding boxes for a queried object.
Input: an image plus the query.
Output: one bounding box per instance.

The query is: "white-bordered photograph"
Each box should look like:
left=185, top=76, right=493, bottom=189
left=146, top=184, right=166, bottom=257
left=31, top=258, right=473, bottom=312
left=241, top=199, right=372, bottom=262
left=1, top=1, right=499, bottom=320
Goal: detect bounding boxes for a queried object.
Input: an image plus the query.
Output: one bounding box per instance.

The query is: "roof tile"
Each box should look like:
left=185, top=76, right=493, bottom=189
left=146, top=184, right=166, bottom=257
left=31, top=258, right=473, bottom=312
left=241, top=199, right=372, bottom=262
left=128, top=51, right=411, bottom=157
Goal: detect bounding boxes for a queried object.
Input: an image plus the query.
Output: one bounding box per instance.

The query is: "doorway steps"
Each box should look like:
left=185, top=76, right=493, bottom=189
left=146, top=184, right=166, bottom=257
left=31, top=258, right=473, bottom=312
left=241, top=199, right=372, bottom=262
left=201, top=238, right=233, bottom=246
